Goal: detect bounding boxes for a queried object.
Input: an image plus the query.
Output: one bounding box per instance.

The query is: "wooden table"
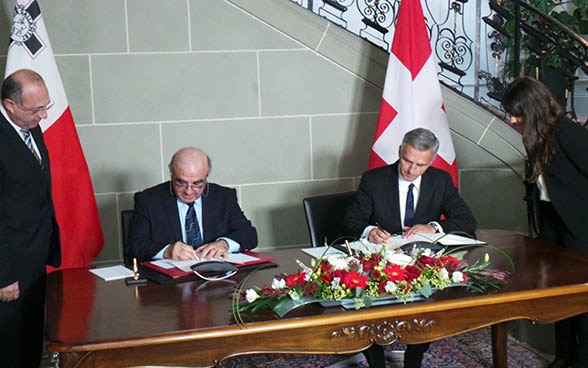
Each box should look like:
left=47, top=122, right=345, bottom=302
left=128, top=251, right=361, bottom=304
left=45, top=230, right=588, bottom=367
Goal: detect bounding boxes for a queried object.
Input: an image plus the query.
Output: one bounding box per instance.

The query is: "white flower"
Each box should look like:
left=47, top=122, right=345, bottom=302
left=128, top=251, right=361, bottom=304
left=422, top=248, right=434, bottom=257
left=439, top=267, right=449, bottom=280
left=385, top=252, right=412, bottom=266
left=452, top=271, right=465, bottom=283
left=271, top=278, right=286, bottom=290
left=384, top=281, right=398, bottom=293
left=331, top=277, right=341, bottom=290
left=289, top=290, right=300, bottom=301
left=295, top=259, right=313, bottom=275
left=326, top=254, right=350, bottom=270
left=245, top=289, right=259, bottom=303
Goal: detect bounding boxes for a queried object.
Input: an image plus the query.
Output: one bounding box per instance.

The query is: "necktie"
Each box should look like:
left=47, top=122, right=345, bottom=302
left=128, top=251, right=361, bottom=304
left=185, top=203, right=203, bottom=248
left=20, top=129, right=42, bottom=165
left=404, top=183, right=415, bottom=227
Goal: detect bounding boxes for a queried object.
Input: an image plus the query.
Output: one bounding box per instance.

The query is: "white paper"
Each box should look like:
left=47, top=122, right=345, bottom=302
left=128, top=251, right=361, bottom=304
left=89, top=265, right=135, bottom=281
left=301, top=246, right=345, bottom=258
left=412, top=233, right=487, bottom=246
left=154, top=252, right=262, bottom=273
left=329, top=233, right=486, bottom=254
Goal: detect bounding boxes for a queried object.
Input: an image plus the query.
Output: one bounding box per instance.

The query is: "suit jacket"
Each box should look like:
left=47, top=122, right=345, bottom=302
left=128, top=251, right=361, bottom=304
left=542, top=119, right=588, bottom=242
left=343, top=161, right=477, bottom=238
left=0, top=115, right=61, bottom=291
left=126, top=181, right=258, bottom=261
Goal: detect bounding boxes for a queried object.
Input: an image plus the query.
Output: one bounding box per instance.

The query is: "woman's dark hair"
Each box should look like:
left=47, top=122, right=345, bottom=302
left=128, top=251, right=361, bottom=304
left=501, top=77, right=563, bottom=182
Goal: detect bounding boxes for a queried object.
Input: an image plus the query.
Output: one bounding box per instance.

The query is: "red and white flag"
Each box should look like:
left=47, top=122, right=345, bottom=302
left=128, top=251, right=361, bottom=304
left=369, top=0, right=459, bottom=186
left=6, top=0, right=104, bottom=270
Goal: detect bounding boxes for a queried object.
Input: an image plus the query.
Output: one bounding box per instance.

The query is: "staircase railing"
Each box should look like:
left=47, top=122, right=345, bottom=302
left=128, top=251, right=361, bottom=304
left=483, top=0, right=588, bottom=123
left=289, top=0, right=588, bottom=124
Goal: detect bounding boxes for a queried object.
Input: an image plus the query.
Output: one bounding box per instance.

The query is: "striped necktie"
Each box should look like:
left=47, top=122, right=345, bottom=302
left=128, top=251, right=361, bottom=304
left=186, top=203, right=203, bottom=248
left=20, top=129, right=42, bottom=165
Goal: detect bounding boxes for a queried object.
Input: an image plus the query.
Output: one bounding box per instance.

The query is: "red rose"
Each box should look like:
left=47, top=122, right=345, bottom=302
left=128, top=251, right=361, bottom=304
left=404, top=265, right=422, bottom=281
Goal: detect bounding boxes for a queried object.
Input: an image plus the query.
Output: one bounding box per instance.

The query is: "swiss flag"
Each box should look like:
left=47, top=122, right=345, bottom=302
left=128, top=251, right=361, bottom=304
left=369, top=0, right=459, bottom=186
left=5, top=0, right=104, bottom=270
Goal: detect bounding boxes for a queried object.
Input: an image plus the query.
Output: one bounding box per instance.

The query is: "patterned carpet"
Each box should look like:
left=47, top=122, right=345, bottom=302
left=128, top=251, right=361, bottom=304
left=219, top=327, right=552, bottom=368
left=41, top=326, right=551, bottom=367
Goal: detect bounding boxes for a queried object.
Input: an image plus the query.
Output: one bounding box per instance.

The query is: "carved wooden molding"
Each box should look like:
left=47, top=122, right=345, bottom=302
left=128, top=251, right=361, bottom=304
left=330, top=318, right=436, bottom=345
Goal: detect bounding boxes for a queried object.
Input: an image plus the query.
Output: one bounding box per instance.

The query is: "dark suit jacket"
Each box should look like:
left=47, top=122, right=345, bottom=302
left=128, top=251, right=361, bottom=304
left=343, top=161, right=477, bottom=238
left=126, top=181, right=258, bottom=261
left=542, top=119, right=588, bottom=242
left=0, top=115, right=61, bottom=291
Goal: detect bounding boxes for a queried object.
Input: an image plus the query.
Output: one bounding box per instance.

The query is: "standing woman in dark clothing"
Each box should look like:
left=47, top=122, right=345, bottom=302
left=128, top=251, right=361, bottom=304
left=502, top=76, right=588, bottom=368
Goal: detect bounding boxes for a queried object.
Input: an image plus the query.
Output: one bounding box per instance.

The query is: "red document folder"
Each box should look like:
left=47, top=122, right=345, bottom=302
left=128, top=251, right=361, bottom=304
left=142, top=251, right=278, bottom=280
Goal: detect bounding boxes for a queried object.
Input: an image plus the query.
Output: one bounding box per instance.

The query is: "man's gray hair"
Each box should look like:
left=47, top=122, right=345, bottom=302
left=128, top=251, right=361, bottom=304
left=401, top=128, right=439, bottom=157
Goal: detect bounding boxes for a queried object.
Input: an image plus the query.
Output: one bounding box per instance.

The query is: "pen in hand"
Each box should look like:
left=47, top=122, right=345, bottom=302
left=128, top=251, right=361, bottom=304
left=374, top=222, right=391, bottom=243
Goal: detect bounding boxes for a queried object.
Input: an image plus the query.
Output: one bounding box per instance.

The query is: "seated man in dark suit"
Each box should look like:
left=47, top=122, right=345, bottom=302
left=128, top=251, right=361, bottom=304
left=343, top=128, right=477, bottom=368
left=126, top=147, right=258, bottom=261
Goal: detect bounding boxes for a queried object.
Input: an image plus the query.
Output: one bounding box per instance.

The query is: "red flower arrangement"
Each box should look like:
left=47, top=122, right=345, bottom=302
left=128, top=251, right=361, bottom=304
left=234, top=241, right=511, bottom=318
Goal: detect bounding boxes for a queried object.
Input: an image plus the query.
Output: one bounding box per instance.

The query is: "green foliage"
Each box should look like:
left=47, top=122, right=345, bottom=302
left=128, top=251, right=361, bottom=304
left=500, top=0, right=588, bottom=78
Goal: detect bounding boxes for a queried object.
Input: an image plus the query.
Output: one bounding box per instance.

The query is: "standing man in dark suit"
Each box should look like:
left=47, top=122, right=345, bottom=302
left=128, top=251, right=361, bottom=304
left=343, top=127, right=477, bottom=368
left=0, top=69, right=61, bottom=367
left=126, top=147, right=258, bottom=261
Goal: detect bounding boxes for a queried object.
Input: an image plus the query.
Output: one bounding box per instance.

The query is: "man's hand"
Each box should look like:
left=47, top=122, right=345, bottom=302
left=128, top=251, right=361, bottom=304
left=164, top=241, right=198, bottom=260
left=403, top=224, right=437, bottom=238
left=196, top=240, right=229, bottom=259
left=368, top=227, right=391, bottom=244
left=0, top=281, right=20, bottom=302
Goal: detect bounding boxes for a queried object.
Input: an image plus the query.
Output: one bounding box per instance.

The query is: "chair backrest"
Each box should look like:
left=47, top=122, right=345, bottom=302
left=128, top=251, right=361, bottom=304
left=121, top=209, right=135, bottom=262
left=302, top=191, right=356, bottom=247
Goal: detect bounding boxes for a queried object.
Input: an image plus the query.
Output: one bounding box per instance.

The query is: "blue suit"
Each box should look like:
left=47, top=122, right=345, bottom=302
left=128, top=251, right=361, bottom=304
left=126, top=181, right=258, bottom=261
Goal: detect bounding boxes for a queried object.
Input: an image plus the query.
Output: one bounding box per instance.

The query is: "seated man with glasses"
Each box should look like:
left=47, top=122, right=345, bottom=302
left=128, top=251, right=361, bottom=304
left=126, top=147, right=258, bottom=261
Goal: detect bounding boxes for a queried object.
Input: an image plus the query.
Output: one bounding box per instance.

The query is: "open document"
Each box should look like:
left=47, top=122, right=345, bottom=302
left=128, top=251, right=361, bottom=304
left=142, top=250, right=278, bottom=280
left=303, top=232, right=486, bottom=257
left=153, top=252, right=263, bottom=273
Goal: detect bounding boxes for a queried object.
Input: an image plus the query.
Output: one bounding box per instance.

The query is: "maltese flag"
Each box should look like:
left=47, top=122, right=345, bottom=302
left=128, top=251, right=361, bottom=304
left=5, top=0, right=104, bottom=270
left=369, top=0, right=459, bottom=186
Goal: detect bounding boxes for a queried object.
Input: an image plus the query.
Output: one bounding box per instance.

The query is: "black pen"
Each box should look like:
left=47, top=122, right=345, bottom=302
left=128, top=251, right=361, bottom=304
left=376, top=222, right=402, bottom=237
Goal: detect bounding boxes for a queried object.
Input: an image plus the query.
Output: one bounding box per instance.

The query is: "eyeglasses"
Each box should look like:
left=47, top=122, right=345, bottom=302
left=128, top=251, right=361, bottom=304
left=14, top=100, right=55, bottom=115
left=172, top=177, right=207, bottom=191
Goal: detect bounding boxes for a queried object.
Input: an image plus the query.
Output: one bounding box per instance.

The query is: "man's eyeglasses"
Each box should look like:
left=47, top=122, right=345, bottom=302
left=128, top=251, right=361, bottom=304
left=14, top=100, right=55, bottom=115
left=172, top=177, right=207, bottom=191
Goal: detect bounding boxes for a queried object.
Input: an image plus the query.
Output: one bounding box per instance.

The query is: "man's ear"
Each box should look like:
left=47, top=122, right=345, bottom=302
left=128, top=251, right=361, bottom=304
left=2, top=99, right=15, bottom=115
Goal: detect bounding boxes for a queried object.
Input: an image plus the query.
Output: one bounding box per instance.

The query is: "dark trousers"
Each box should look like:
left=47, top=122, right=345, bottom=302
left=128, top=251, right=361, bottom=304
left=539, top=201, right=588, bottom=367
left=0, top=275, right=46, bottom=368
left=363, top=345, right=386, bottom=368
left=404, top=343, right=430, bottom=368
left=363, top=343, right=430, bottom=368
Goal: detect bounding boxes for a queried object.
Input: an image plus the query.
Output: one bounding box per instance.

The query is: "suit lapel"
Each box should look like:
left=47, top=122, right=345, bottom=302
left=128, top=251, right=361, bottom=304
left=0, top=118, right=43, bottom=171
left=162, top=185, right=183, bottom=241
left=200, top=185, right=215, bottom=242
left=415, top=170, right=434, bottom=221
left=384, top=164, right=402, bottom=228
left=30, top=126, right=48, bottom=168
